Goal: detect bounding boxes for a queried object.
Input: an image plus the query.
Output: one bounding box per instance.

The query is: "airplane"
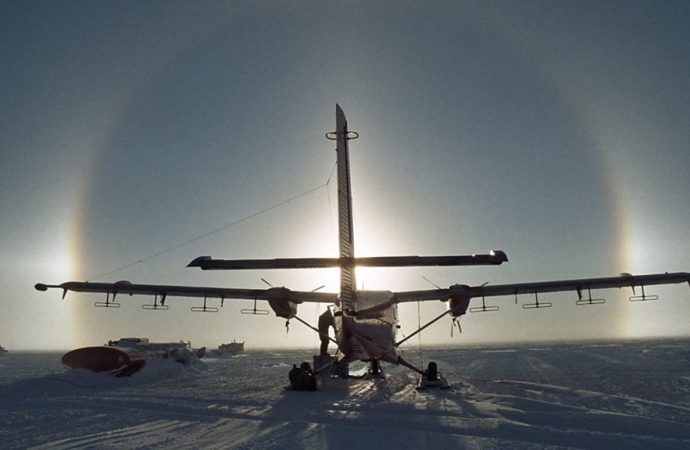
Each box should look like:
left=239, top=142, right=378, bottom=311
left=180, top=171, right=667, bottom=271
left=36, top=105, right=690, bottom=387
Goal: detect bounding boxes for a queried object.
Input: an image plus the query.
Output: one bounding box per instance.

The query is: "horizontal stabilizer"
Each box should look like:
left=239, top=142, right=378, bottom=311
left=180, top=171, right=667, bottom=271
left=354, top=251, right=508, bottom=267
left=188, top=256, right=339, bottom=270
left=187, top=250, right=508, bottom=270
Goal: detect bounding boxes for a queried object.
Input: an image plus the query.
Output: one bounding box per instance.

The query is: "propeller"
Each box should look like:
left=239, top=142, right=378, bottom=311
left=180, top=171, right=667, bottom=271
left=451, top=318, right=462, bottom=337
left=422, top=276, right=441, bottom=289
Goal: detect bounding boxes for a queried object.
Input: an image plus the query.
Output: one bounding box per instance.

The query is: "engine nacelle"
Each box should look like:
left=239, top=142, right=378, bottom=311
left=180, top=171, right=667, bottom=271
left=266, top=287, right=299, bottom=319
left=268, top=298, right=298, bottom=318
left=447, top=284, right=471, bottom=318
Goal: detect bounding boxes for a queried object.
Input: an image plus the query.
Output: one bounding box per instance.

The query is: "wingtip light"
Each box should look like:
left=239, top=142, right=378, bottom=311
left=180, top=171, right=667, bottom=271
left=487, top=250, right=508, bottom=263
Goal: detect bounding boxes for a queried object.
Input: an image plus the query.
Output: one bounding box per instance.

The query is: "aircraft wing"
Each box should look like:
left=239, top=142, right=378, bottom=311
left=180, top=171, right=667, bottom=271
left=34, top=281, right=339, bottom=304
left=393, top=272, right=690, bottom=304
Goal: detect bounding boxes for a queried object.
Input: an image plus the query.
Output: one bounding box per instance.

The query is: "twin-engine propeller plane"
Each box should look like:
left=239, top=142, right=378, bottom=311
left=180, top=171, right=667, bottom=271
left=36, top=105, right=690, bottom=388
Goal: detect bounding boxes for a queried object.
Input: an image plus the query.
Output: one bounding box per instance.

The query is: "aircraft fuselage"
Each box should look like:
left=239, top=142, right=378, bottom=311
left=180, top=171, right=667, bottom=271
left=333, top=290, right=399, bottom=364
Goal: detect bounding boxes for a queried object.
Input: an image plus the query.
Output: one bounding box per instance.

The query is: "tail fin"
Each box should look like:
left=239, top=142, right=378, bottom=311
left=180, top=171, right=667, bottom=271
left=334, top=105, right=357, bottom=313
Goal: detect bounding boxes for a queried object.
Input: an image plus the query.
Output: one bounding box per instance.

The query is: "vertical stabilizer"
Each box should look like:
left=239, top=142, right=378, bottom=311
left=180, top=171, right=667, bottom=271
left=335, top=105, right=357, bottom=313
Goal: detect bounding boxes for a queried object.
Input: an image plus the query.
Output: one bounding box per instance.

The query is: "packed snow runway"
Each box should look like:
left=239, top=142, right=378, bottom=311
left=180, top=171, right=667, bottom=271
left=2, top=340, right=690, bottom=449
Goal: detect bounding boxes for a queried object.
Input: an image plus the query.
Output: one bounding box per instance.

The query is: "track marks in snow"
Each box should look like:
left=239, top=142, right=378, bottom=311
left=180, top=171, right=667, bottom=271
left=5, top=343, right=690, bottom=449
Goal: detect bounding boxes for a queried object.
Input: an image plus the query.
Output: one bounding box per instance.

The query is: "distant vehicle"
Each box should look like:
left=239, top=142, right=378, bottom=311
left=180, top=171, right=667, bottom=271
left=0, top=344, right=7, bottom=353
left=61, top=337, right=205, bottom=376
left=208, top=340, right=244, bottom=357
left=36, top=105, right=690, bottom=388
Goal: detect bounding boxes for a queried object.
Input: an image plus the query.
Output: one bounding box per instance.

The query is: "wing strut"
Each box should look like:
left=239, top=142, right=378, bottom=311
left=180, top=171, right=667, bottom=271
left=395, top=309, right=450, bottom=348
left=291, top=314, right=339, bottom=346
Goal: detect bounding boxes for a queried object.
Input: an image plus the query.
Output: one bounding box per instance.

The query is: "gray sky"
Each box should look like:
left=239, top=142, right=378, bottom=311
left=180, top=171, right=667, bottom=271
left=2, top=0, right=689, bottom=350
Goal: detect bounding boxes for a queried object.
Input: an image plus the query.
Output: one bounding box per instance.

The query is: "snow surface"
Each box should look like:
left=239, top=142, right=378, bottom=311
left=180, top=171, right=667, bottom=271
left=2, top=340, right=690, bottom=449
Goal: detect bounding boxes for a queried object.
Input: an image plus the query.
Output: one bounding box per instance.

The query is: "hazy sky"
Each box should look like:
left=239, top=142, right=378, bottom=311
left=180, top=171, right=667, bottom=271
left=2, top=0, right=689, bottom=351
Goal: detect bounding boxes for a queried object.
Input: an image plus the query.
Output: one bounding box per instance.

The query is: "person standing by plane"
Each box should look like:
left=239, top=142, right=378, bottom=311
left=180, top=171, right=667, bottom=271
left=318, top=308, right=335, bottom=356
